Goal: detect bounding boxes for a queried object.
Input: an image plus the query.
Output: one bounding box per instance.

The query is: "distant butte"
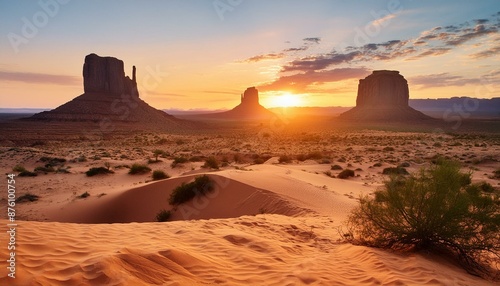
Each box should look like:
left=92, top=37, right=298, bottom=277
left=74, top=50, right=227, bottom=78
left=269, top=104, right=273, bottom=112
left=29, top=53, right=188, bottom=130
left=340, top=70, right=431, bottom=121
left=200, top=87, right=275, bottom=120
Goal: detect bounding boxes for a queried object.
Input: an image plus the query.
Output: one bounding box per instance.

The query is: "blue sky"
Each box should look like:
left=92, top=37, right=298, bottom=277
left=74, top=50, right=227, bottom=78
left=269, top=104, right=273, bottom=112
left=0, top=0, right=499, bottom=109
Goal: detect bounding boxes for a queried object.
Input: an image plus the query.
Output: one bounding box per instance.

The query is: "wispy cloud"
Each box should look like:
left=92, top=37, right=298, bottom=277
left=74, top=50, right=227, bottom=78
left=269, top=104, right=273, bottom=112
left=259, top=67, right=370, bottom=93
left=371, top=14, right=397, bottom=27
left=408, top=73, right=480, bottom=88
left=0, top=71, right=80, bottom=85
left=240, top=53, right=285, bottom=63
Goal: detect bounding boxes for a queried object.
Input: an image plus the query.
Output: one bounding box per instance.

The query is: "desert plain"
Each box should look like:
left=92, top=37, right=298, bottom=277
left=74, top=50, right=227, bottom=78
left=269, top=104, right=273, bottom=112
left=0, top=115, right=499, bottom=285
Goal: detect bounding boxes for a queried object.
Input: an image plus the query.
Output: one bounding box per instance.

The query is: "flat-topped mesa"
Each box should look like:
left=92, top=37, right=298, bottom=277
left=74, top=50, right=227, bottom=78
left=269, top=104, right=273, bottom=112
left=240, top=87, right=259, bottom=106
left=83, top=53, right=138, bottom=97
left=356, top=70, right=408, bottom=107
left=339, top=70, right=431, bottom=121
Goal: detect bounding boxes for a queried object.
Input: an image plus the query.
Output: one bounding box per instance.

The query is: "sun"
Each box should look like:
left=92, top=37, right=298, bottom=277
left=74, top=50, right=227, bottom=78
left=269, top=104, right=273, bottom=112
left=272, top=92, right=302, bottom=108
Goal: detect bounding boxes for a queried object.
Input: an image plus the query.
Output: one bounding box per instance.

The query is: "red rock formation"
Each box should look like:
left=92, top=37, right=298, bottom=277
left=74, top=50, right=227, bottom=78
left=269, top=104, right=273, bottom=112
left=340, top=70, right=430, bottom=121
left=29, top=54, right=189, bottom=130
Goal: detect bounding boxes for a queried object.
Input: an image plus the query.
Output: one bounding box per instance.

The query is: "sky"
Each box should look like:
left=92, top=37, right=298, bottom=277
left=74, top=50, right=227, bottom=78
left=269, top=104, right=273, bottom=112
left=0, top=0, right=499, bottom=110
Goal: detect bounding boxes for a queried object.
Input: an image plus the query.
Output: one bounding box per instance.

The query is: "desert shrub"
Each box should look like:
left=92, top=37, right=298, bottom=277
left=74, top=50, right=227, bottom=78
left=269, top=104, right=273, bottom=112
left=156, top=210, right=171, bottom=222
left=278, top=155, right=292, bottom=164
left=382, top=167, right=409, bottom=175
left=86, top=167, right=114, bottom=177
left=152, top=149, right=165, bottom=162
left=337, top=157, right=346, bottom=163
left=398, top=162, right=410, bottom=168
left=338, top=169, right=355, bottom=179
left=253, top=158, right=265, bottom=164
left=189, top=156, right=204, bottom=162
left=152, top=170, right=170, bottom=181
left=16, top=193, right=39, bottom=203
left=34, top=166, right=55, bottom=173
left=78, top=191, right=90, bottom=198
left=346, top=160, right=500, bottom=276
left=383, top=147, right=395, bottom=152
left=19, top=170, right=37, bottom=177
left=39, top=156, right=66, bottom=166
left=373, top=162, right=383, bottom=167
left=203, top=156, right=220, bottom=169
left=494, top=168, right=500, bottom=179
left=331, top=164, right=343, bottom=170
left=324, top=171, right=334, bottom=178
left=171, top=157, right=188, bottom=168
left=169, top=175, right=214, bottom=205
left=129, top=163, right=151, bottom=174
left=12, top=165, right=26, bottom=172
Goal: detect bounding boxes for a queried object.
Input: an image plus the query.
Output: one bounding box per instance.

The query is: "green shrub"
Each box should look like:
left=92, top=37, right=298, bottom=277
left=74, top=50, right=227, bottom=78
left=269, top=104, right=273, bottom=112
left=203, top=156, right=220, bottom=169
left=278, top=155, right=292, bottom=164
left=86, top=167, right=114, bottom=177
left=78, top=191, right=90, bottom=198
left=169, top=175, right=214, bottom=205
left=152, top=170, right=170, bottom=181
left=12, top=165, right=26, bottom=172
left=382, top=167, right=409, bottom=175
left=347, top=160, right=500, bottom=276
left=35, top=166, right=55, bottom=173
left=171, top=157, right=188, bottom=168
left=129, top=163, right=151, bottom=174
left=16, top=193, right=39, bottom=203
left=156, top=209, right=171, bottom=222
left=19, top=170, right=37, bottom=177
left=338, top=169, right=355, bottom=179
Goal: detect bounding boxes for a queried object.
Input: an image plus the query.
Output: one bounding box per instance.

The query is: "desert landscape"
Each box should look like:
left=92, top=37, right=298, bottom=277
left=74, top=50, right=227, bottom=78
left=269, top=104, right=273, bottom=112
left=1, top=1, right=500, bottom=285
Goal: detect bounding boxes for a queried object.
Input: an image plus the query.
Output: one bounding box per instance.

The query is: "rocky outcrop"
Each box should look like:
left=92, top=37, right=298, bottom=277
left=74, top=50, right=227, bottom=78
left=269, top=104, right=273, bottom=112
left=195, top=87, right=274, bottom=120
left=340, top=70, right=431, bottom=121
left=83, top=53, right=138, bottom=97
left=28, top=54, right=190, bottom=130
left=240, top=87, right=259, bottom=107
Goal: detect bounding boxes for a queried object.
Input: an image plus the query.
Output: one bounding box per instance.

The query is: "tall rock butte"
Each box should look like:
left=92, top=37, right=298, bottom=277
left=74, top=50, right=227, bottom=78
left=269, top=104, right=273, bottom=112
left=30, top=54, right=187, bottom=130
left=340, top=70, right=430, bottom=121
left=200, top=87, right=274, bottom=120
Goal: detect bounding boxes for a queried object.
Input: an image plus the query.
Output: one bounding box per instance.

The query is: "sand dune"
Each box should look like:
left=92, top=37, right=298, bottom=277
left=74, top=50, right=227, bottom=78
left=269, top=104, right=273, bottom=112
left=1, top=216, right=493, bottom=285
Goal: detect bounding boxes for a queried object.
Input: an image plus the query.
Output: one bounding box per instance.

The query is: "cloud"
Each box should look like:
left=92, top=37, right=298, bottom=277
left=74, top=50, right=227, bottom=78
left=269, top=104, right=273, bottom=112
left=408, top=73, right=480, bottom=88
left=371, top=14, right=396, bottom=27
left=259, top=67, right=370, bottom=93
left=0, top=71, right=80, bottom=85
left=281, top=51, right=362, bottom=73
left=470, top=44, right=500, bottom=59
left=303, top=37, right=321, bottom=44
left=240, top=53, right=284, bottom=63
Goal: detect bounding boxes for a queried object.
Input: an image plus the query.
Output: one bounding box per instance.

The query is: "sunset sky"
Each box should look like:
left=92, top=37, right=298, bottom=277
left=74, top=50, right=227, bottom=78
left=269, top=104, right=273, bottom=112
left=1, top=0, right=499, bottom=110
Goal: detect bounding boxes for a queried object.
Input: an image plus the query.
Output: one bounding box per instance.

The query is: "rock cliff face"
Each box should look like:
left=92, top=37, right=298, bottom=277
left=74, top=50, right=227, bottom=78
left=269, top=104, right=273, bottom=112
left=240, top=87, right=259, bottom=106
left=83, top=53, right=138, bottom=97
left=340, top=70, right=430, bottom=121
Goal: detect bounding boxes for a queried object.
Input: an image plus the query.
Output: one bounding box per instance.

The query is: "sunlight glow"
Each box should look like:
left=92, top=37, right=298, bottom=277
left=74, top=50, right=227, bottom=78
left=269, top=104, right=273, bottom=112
left=271, top=92, right=302, bottom=107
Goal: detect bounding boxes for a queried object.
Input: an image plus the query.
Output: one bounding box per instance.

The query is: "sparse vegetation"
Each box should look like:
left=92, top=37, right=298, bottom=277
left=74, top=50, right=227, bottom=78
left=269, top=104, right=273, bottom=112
left=382, top=167, right=409, bottom=175
left=152, top=170, right=170, bottom=181
left=78, top=191, right=90, bottom=199
left=128, top=163, right=151, bottom=174
left=19, top=170, right=37, bottom=177
left=338, top=169, right=355, bottom=179
left=86, top=167, right=114, bottom=177
left=169, top=175, right=214, bottom=205
left=12, top=165, right=27, bottom=173
left=331, top=164, right=343, bottom=170
left=346, top=160, right=500, bottom=276
left=156, top=209, right=171, bottom=222
left=203, top=156, right=220, bottom=169
left=278, top=155, right=293, bottom=164
left=34, top=166, right=55, bottom=173
left=16, top=193, right=39, bottom=203
left=171, top=157, right=189, bottom=168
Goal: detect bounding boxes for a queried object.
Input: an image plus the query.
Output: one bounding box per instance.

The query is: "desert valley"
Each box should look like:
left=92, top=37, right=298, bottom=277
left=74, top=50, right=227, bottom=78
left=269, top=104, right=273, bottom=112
left=1, top=1, right=500, bottom=285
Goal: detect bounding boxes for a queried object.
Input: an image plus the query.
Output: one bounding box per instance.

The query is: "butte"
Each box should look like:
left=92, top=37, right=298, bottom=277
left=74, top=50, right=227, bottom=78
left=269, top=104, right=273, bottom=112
left=339, top=70, right=431, bottom=121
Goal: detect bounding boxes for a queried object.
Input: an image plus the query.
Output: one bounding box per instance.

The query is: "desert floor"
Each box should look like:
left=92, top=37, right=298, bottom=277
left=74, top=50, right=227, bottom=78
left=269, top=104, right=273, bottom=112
left=0, top=118, right=499, bottom=285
